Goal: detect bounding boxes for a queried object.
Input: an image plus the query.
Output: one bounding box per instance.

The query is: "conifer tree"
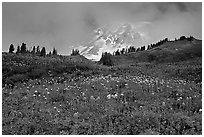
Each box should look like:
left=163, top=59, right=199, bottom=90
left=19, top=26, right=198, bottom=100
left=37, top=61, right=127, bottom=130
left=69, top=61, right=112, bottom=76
left=115, top=49, right=120, bottom=55
left=100, top=52, right=113, bottom=66
left=36, top=46, right=40, bottom=55
left=71, top=49, right=80, bottom=56
left=48, top=51, right=52, bottom=56
left=9, top=44, right=15, bottom=53
left=40, top=47, right=46, bottom=56
left=16, top=45, right=20, bottom=54
left=52, top=48, right=57, bottom=55
left=20, top=43, right=27, bottom=53
left=120, top=48, right=125, bottom=55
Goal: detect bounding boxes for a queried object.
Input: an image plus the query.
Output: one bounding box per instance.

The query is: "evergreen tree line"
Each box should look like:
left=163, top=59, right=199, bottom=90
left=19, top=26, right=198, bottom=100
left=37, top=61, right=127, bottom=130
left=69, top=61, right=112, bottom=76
left=71, top=49, right=80, bottom=56
left=112, top=35, right=194, bottom=56
left=175, top=35, right=194, bottom=41
left=99, top=35, right=195, bottom=66
left=8, top=35, right=194, bottom=63
left=99, top=38, right=168, bottom=66
left=8, top=42, right=58, bottom=56
left=113, top=45, right=146, bottom=56
left=8, top=43, right=82, bottom=57
left=146, top=38, right=169, bottom=50
left=147, top=36, right=194, bottom=50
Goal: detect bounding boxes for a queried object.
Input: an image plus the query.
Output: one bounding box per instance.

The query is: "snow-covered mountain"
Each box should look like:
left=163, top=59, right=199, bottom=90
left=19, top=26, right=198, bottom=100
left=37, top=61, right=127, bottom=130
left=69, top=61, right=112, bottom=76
left=77, top=23, right=148, bottom=61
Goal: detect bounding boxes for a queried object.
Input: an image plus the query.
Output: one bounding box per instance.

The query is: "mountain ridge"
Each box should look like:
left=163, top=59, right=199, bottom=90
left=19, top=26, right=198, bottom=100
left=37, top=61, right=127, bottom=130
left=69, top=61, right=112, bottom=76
left=77, top=23, right=145, bottom=60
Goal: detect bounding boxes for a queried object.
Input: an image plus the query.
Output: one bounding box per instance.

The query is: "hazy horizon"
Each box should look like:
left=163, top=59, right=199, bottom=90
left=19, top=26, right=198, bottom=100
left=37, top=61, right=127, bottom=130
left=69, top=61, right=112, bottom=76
left=2, top=2, right=202, bottom=55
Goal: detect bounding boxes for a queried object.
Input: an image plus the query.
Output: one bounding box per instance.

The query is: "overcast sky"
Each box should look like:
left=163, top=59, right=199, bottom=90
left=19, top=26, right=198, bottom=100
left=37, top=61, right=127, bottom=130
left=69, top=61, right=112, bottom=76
left=2, top=2, right=202, bottom=55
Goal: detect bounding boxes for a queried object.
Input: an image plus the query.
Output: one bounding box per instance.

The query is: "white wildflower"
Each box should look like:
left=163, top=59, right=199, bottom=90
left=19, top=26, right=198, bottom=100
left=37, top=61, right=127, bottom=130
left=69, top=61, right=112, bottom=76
left=107, top=94, right=111, bottom=99
left=90, top=96, right=95, bottom=100
left=73, top=112, right=79, bottom=118
left=199, top=109, right=202, bottom=112
left=96, top=96, right=100, bottom=100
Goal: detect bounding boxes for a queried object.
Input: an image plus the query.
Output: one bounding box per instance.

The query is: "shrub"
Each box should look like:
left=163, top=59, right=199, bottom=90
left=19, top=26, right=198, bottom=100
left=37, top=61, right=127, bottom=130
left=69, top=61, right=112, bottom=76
left=100, top=52, right=113, bottom=66
left=179, top=36, right=186, bottom=40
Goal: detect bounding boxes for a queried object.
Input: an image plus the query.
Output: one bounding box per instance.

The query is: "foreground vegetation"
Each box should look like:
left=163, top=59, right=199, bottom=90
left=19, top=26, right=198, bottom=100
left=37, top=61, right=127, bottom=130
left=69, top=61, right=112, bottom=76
left=2, top=53, right=106, bottom=87
left=2, top=51, right=202, bottom=135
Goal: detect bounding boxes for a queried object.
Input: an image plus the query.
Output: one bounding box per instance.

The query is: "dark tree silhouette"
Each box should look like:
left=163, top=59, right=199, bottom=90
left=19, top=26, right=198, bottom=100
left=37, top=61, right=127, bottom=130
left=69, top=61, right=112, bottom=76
left=100, top=52, right=113, bottom=66
left=115, top=49, right=120, bottom=55
left=136, top=47, right=141, bottom=52
left=120, top=48, right=125, bottom=55
left=128, top=46, right=136, bottom=53
left=187, top=36, right=194, bottom=41
left=9, top=44, right=15, bottom=53
left=20, top=43, right=27, bottom=53
left=147, top=44, right=152, bottom=50
left=16, top=45, right=20, bottom=54
left=48, top=51, right=52, bottom=56
left=141, top=46, right=145, bottom=51
left=151, top=44, right=156, bottom=48
left=36, top=46, right=40, bottom=55
left=149, top=38, right=168, bottom=49
left=52, top=48, right=57, bottom=55
left=179, top=36, right=186, bottom=40
left=71, top=49, right=80, bottom=56
left=40, top=47, right=46, bottom=56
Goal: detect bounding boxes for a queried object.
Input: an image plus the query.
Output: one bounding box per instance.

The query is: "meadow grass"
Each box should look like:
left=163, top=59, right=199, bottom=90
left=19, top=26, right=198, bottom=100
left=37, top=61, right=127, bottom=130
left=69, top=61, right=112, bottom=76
left=2, top=53, right=202, bottom=135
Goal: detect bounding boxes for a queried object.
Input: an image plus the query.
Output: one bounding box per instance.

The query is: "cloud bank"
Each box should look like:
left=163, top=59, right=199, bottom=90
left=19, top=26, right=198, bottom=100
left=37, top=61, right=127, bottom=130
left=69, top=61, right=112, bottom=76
left=2, top=2, right=202, bottom=55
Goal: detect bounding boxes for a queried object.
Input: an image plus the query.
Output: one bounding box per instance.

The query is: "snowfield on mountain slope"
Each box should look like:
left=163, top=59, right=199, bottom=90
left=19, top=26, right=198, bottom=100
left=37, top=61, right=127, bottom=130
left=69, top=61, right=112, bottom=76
left=78, top=23, right=148, bottom=61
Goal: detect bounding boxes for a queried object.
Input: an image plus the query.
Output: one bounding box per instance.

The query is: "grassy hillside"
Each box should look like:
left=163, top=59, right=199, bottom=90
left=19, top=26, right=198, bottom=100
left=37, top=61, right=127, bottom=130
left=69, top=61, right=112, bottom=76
left=2, top=53, right=107, bottom=87
left=110, top=38, right=202, bottom=83
left=112, top=38, right=201, bottom=64
left=2, top=38, right=202, bottom=135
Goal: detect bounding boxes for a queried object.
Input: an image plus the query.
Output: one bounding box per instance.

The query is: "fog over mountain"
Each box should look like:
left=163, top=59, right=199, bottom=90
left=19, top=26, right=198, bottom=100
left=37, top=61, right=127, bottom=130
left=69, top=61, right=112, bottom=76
left=2, top=2, right=202, bottom=59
